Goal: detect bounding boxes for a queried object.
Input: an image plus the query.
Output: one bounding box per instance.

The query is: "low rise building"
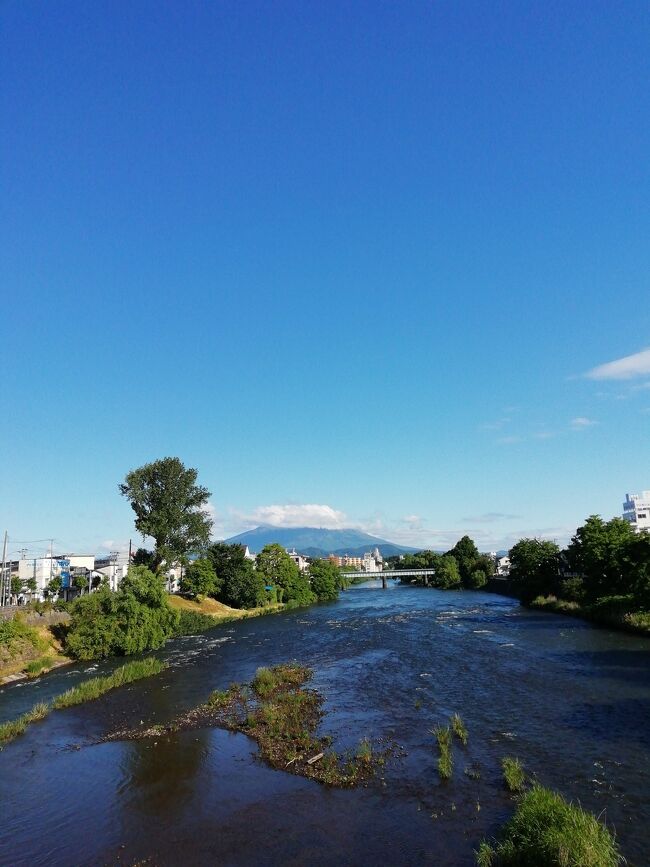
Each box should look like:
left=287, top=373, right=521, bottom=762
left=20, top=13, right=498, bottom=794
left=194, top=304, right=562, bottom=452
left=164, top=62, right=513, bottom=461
left=623, top=491, right=650, bottom=533
left=496, top=556, right=511, bottom=577
left=286, top=548, right=309, bottom=572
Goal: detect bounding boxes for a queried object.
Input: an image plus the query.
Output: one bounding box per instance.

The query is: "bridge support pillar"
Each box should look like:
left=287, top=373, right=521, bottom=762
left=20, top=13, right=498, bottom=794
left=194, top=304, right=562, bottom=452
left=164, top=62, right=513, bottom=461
left=381, top=574, right=387, bottom=589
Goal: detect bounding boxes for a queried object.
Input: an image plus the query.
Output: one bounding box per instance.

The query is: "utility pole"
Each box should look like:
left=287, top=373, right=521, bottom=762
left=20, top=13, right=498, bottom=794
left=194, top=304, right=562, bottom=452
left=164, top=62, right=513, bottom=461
left=1, top=531, right=8, bottom=607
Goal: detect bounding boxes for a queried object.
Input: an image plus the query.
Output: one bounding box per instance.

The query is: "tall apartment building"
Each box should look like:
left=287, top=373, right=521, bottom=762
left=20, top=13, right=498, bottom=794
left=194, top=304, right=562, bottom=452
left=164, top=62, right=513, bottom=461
left=623, top=491, right=650, bottom=533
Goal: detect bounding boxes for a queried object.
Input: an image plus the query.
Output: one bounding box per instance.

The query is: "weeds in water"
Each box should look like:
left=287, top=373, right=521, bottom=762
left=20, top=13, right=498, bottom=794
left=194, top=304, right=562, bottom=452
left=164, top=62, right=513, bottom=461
left=475, top=783, right=622, bottom=866
left=464, top=763, right=481, bottom=780
left=52, top=658, right=165, bottom=709
left=1, top=657, right=166, bottom=747
left=0, top=702, right=50, bottom=745
left=450, top=713, right=468, bottom=745
left=501, top=756, right=526, bottom=793
left=113, top=662, right=390, bottom=788
left=433, top=725, right=453, bottom=781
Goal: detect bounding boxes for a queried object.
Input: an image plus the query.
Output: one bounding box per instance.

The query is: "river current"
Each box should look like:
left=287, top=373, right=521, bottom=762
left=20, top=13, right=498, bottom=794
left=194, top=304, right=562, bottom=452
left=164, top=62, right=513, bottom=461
left=1, top=582, right=649, bottom=866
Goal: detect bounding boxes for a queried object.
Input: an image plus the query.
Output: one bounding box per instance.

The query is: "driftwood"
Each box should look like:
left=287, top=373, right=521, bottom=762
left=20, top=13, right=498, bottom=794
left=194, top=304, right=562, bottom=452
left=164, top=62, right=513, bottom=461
left=306, top=752, right=324, bottom=765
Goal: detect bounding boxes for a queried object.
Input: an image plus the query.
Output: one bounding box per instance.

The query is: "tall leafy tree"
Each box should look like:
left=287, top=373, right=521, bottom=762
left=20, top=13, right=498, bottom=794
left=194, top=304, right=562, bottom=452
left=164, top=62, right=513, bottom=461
left=566, top=515, right=637, bottom=600
left=207, top=542, right=266, bottom=609
left=180, top=558, right=220, bottom=599
left=256, top=544, right=315, bottom=605
left=434, top=555, right=461, bottom=589
left=119, top=457, right=212, bottom=571
left=447, top=535, right=480, bottom=585
left=308, top=559, right=341, bottom=602
left=509, top=538, right=560, bottom=601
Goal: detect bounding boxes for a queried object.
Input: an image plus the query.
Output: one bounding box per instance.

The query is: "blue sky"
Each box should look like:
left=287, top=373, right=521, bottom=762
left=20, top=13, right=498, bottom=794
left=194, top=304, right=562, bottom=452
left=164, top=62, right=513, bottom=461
left=2, top=1, right=649, bottom=558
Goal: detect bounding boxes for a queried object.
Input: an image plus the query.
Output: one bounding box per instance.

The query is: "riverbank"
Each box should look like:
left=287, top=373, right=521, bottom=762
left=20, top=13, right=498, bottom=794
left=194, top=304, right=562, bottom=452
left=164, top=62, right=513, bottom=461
left=0, top=614, right=71, bottom=685
left=529, top=594, right=650, bottom=637
left=1, top=595, right=286, bottom=685
left=167, top=594, right=284, bottom=622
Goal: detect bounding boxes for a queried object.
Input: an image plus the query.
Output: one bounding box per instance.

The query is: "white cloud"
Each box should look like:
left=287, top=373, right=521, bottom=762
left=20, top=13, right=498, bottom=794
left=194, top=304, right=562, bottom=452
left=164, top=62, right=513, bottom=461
left=496, top=435, right=523, bottom=445
left=479, top=417, right=510, bottom=431
left=462, top=512, right=521, bottom=523
left=585, top=347, right=650, bottom=381
left=570, top=417, right=597, bottom=430
left=236, top=503, right=348, bottom=529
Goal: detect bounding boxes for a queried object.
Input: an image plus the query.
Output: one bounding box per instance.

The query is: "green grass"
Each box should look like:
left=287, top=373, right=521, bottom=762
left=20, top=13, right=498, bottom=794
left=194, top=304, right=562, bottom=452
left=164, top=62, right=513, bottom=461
left=433, top=724, right=453, bottom=780
left=24, top=656, right=54, bottom=678
left=529, top=594, right=650, bottom=637
left=450, top=712, right=468, bottom=745
left=0, top=657, right=166, bottom=747
left=501, top=756, right=526, bottom=793
left=52, top=658, right=165, bottom=709
left=0, top=702, right=49, bottom=744
left=476, top=783, right=622, bottom=866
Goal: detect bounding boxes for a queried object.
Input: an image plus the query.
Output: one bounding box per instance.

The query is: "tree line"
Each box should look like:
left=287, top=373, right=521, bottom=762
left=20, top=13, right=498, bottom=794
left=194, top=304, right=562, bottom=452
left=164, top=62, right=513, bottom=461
left=387, top=536, right=495, bottom=589
left=387, top=515, right=650, bottom=619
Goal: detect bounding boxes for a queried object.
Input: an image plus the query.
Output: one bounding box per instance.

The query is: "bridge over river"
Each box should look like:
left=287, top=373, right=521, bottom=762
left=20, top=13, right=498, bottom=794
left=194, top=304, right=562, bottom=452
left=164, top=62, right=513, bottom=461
left=343, top=568, right=436, bottom=589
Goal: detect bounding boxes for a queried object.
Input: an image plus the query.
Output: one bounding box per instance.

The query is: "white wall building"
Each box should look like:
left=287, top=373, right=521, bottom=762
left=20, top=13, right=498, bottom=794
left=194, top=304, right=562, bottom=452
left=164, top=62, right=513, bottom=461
left=496, top=556, right=511, bottom=577
left=362, top=547, right=384, bottom=573
left=9, top=554, right=97, bottom=601
left=286, top=548, right=309, bottom=572
left=623, top=491, right=650, bottom=533
left=95, top=553, right=131, bottom=591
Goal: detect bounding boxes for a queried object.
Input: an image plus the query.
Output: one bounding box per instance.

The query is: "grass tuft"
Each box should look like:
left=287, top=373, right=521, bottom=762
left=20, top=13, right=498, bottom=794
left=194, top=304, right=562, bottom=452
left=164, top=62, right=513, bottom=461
left=501, top=756, right=526, bottom=793
left=433, top=725, right=453, bottom=780
left=475, top=783, right=622, bottom=866
left=24, top=656, right=54, bottom=678
left=450, top=712, right=468, bottom=745
left=0, top=701, right=51, bottom=745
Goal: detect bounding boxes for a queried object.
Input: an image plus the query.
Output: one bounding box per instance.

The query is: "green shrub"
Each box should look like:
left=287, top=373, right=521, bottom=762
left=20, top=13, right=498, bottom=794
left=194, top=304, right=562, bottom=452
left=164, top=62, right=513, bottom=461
left=65, top=567, right=179, bottom=660
left=180, top=558, right=220, bottom=599
left=501, top=756, right=526, bottom=793
left=24, top=656, right=54, bottom=677
left=476, top=784, right=621, bottom=866
left=560, top=577, right=586, bottom=602
left=173, top=609, right=218, bottom=636
left=0, top=616, right=43, bottom=651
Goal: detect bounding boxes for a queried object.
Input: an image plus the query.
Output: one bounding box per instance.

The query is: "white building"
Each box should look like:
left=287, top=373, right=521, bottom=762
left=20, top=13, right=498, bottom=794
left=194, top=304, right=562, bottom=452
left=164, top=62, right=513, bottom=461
left=95, top=553, right=131, bottom=591
left=623, top=491, right=650, bottom=533
left=362, top=547, right=384, bottom=573
left=286, top=548, right=309, bottom=572
left=8, top=554, right=97, bottom=601
left=496, top=556, right=511, bottom=577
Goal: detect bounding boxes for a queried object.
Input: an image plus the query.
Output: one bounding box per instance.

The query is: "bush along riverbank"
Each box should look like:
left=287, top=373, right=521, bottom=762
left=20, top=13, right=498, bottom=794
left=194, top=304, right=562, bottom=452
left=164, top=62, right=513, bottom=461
left=0, top=657, right=165, bottom=748
left=105, top=662, right=395, bottom=787
left=529, top=593, right=650, bottom=636
left=388, top=516, right=650, bottom=639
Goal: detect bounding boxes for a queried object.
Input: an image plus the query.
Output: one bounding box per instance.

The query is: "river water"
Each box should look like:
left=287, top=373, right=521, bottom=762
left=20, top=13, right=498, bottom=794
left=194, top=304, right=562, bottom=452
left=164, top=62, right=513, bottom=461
left=1, top=583, right=649, bottom=866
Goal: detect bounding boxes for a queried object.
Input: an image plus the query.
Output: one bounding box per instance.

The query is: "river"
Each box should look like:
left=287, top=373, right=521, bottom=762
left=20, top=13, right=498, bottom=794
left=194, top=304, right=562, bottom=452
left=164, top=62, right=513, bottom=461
left=1, top=582, right=649, bottom=866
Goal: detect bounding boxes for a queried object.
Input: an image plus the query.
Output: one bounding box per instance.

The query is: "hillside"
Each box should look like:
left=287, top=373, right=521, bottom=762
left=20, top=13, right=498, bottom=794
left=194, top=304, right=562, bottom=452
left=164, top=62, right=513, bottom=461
left=224, top=526, right=419, bottom=557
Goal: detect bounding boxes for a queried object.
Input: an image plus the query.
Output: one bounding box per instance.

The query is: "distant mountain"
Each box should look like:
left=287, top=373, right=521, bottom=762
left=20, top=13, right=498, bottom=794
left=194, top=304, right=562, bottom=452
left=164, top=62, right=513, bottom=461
left=224, top=526, right=419, bottom=557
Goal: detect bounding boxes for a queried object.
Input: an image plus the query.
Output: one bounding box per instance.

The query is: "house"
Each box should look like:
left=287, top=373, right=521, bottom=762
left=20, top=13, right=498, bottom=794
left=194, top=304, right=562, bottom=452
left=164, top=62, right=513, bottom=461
left=496, top=556, right=511, bottom=577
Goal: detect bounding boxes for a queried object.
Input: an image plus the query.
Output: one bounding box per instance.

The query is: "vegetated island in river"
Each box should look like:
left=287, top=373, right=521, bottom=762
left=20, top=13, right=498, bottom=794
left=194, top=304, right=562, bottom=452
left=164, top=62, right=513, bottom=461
left=105, top=662, right=394, bottom=787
